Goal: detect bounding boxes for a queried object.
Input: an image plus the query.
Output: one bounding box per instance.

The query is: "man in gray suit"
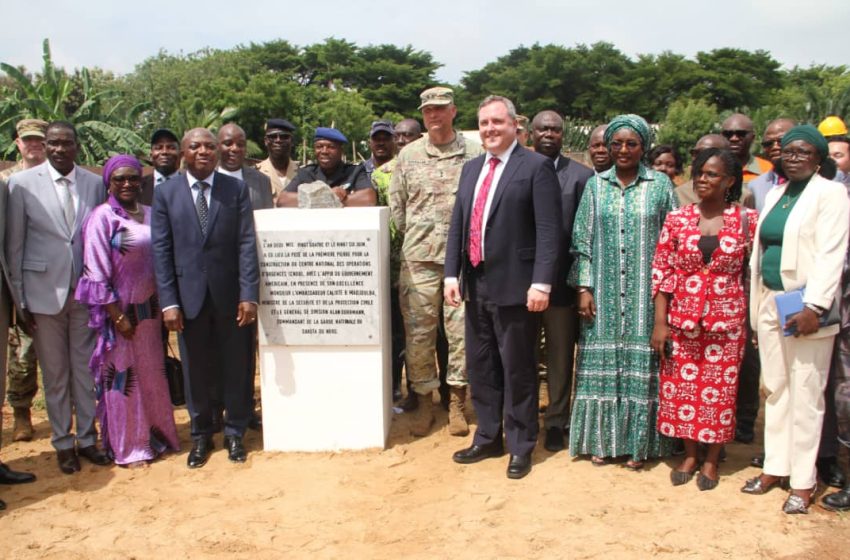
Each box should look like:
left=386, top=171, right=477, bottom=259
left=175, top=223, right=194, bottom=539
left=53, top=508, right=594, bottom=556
left=5, top=121, right=110, bottom=474
left=217, top=123, right=274, bottom=210
left=0, top=173, right=37, bottom=509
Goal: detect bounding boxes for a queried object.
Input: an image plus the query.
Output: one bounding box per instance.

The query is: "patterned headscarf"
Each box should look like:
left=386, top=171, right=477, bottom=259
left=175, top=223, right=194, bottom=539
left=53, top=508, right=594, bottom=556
left=781, top=124, right=829, bottom=161
left=603, top=114, right=652, bottom=149
left=102, top=154, right=143, bottom=188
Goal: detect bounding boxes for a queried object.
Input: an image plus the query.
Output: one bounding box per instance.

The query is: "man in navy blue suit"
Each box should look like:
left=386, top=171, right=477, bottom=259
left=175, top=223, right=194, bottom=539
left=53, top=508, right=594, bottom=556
left=152, top=128, right=259, bottom=468
left=444, top=96, right=561, bottom=479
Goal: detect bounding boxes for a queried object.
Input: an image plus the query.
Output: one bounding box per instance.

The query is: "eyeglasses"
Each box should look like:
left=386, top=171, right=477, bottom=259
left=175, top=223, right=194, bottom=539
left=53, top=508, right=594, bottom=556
left=780, top=148, right=815, bottom=161
left=265, top=132, right=292, bottom=141
left=761, top=138, right=783, bottom=148
left=722, top=130, right=751, bottom=139
left=609, top=140, right=641, bottom=151
left=110, top=175, right=141, bottom=185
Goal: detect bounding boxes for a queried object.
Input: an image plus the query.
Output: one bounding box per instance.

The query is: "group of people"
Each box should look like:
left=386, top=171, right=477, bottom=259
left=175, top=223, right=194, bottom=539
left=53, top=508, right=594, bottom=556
left=0, top=86, right=849, bottom=517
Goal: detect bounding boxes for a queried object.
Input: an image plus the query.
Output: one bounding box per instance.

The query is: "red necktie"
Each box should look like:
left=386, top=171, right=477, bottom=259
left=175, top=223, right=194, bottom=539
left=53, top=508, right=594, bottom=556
left=469, top=157, right=500, bottom=267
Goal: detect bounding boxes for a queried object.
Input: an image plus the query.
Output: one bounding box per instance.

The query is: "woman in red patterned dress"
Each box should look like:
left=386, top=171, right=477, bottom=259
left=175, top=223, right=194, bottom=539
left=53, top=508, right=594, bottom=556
left=650, top=148, right=758, bottom=490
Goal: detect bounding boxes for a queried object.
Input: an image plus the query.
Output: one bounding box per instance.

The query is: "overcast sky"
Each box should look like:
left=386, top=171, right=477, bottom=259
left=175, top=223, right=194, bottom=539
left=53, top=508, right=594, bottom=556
left=2, top=0, right=847, bottom=83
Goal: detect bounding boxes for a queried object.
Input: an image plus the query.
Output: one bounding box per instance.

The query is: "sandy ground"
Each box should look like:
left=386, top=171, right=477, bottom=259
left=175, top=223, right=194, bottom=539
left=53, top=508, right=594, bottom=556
left=1, top=391, right=848, bottom=559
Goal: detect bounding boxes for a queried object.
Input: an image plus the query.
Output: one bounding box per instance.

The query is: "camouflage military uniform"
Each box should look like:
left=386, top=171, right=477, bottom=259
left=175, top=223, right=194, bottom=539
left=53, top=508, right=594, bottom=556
left=389, top=132, right=483, bottom=394
left=0, top=162, right=39, bottom=410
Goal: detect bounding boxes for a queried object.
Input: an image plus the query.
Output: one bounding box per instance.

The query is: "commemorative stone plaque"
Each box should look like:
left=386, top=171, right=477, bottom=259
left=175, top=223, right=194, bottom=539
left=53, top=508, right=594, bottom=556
left=257, top=230, right=380, bottom=345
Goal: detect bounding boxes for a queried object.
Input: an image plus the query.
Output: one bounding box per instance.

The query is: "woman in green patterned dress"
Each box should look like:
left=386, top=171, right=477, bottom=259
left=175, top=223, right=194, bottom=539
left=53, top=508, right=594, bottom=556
left=568, top=114, right=677, bottom=468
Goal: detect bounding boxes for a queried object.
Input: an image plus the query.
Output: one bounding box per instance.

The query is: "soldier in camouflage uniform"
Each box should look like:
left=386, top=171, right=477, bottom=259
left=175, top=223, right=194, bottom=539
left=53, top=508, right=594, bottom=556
left=390, top=87, right=483, bottom=437
left=0, top=119, right=47, bottom=442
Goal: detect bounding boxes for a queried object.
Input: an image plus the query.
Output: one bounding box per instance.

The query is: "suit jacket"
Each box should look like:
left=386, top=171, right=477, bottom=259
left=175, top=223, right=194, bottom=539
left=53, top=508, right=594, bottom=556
left=550, top=156, right=593, bottom=307
left=151, top=171, right=259, bottom=320
left=749, top=173, right=850, bottom=337
left=241, top=166, right=274, bottom=210
left=445, top=144, right=562, bottom=306
left=5, top=162, right=106, bottom=315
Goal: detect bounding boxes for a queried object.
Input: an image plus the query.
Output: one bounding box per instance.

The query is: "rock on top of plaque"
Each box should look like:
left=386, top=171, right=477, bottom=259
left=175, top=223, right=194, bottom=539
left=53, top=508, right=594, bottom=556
left=297, top=181, right=343, bottom=209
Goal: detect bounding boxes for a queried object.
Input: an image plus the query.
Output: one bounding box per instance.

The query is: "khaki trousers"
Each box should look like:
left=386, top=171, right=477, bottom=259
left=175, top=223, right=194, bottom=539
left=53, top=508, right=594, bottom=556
left=756, top=285, right=835, bottom=489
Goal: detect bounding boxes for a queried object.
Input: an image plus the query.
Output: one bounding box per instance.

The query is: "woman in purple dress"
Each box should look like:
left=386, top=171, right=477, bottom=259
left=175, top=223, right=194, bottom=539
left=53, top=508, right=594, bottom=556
left=76, top=154, right=179, bottom=467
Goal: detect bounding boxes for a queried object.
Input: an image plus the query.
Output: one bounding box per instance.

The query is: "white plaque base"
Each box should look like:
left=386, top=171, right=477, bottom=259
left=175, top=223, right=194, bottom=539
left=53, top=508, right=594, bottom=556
left=254, top=208, right=391, bottom=452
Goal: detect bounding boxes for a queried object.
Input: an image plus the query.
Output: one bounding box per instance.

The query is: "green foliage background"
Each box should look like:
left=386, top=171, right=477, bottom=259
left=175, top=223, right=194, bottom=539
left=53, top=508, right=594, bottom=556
left=2, top=38, right=849, bottom=167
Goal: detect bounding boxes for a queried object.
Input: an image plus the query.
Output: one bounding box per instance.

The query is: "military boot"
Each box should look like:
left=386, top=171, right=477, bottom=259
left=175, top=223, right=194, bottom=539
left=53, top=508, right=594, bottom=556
left=409, top=391, right=435, bottom=437
left=13, top=407, right=33, bottom=442
left=447, top=386, right=469, bottom=436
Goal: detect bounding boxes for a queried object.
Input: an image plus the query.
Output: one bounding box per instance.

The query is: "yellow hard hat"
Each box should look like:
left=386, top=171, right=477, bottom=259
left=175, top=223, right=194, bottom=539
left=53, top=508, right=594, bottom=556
left=818, top=115, right=848, bottom=137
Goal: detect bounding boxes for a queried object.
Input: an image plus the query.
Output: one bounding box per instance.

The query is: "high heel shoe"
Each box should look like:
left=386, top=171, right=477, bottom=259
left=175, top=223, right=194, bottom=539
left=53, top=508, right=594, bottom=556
left=783, top=484, right=817, bottom=515
left=740, top=474, right=789, bottom=495
left=670, top=468, right=696, bottom=486
left=697, top=472, right=719, bottom=491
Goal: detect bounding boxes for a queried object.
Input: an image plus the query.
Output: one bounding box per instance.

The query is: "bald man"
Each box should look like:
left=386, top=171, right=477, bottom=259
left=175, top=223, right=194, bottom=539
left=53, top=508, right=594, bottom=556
left=748, top=118, right=796, bottom=212
left=152, top=128, right=259, bottom=468
left=587, top=125, right=611, bottom=173
left=218, top=123, right=274, bottom=210
left=721, top=113, right=772, bottom=184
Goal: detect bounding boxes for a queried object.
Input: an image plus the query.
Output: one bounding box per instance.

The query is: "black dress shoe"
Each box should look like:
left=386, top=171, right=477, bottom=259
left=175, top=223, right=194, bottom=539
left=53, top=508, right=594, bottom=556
left=224, top=436, right=247, bottom=463
left=248, top=414, right=262, bottom=432
left=0, top=462, right=36, bottom=484
left=817, top=457, right=847, bottom=489
left=507, top=454, right=532, bottom=479
left=543, top=427, right=566, bottom=452
left=821, top=486, right=850, bottom=512
left=187, top=438, right=214, bottom=469
left=452, top=442, right=504, bottom=464
left=57, top=449, right=81, bottom=475
left=78, top=445, right=112, bottom=466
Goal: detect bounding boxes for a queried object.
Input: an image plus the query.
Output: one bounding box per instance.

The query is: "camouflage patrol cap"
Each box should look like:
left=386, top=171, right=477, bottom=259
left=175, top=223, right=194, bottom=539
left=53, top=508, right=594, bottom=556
left=418, top=87, right=454, bottom=110
left=16, top=118, right=48, bottom=139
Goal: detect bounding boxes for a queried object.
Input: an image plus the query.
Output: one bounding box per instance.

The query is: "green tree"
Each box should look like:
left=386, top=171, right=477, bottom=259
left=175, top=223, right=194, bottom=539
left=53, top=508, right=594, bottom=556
left=0, top=39, right=146, bottom=163
left=656, top=98, right=719, bottom=164
left=691, top=48, right=783, bottom=112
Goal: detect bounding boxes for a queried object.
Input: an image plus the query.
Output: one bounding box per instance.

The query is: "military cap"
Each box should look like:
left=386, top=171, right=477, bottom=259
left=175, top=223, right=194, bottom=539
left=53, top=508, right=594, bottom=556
left=370, top=120, right=395, bottom=137
left=418, top=87, right=454, bottom=109
left=266, top=118, right=296, bottom=132
left=314, top=127, right=348, bottom=144
left=150, top=128, right=179, bottom=145
left=16, top=118, right=48, bottom=139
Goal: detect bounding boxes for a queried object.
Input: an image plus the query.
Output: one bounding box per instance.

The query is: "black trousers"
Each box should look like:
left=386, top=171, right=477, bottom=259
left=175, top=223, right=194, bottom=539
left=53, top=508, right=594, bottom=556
left=178, top=291, right=252, bottom=440
left=465, top=266, right=541, bottom=457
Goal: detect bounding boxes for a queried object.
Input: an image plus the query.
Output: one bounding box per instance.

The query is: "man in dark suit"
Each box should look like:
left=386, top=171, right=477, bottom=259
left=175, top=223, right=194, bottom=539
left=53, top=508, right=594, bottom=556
left=531, top=110, right=593, bottom=452
left=152, top=128, right=260, bottom=468
left=444, top=96, right=561, bottom=479
left=140, top=128, right=181, bottom=206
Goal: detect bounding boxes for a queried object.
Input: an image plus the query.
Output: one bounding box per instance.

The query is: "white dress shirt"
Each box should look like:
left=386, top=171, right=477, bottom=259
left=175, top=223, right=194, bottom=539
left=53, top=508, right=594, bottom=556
left=185, top=170, right=215, bottom=207
left=446, top=140, right=550, bottom=293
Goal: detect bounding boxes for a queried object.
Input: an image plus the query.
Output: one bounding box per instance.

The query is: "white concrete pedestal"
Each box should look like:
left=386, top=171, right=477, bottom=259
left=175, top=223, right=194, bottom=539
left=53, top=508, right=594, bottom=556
left=254, top=208, right=391, bottom=451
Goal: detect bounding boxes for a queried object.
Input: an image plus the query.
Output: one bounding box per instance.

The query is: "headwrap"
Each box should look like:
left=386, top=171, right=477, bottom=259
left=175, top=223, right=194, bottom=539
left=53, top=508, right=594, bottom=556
left=102, top=154, right=143, bottom=188
left=781, top=124, right=829, bottom=161
left=603, top=114, right=652, bottom=149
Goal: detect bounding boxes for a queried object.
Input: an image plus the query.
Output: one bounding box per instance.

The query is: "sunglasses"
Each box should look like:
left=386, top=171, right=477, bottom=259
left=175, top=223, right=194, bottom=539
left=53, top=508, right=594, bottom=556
left=265, top=132, right=292, bottom=141
left=722, top=130, right=752, bottom=139
left=761, top=138, right=782, bottom=149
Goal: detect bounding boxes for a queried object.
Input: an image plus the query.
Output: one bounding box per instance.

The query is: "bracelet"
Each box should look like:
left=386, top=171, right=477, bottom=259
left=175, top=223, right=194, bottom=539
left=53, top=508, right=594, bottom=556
left=115, top=313, right=126, bottom=324
left=577, top=287, right=590, bottom=294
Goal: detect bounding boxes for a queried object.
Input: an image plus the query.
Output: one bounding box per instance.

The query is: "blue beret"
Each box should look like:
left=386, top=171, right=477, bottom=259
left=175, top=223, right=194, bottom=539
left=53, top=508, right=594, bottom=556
left=314, top=127, right=348, bottom=144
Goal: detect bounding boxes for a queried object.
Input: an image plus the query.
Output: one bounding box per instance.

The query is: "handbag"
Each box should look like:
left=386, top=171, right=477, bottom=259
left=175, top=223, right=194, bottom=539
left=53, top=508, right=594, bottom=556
left=164, top=342, right=186, bottom=406
left=774, top=287, right=840, bottom=336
